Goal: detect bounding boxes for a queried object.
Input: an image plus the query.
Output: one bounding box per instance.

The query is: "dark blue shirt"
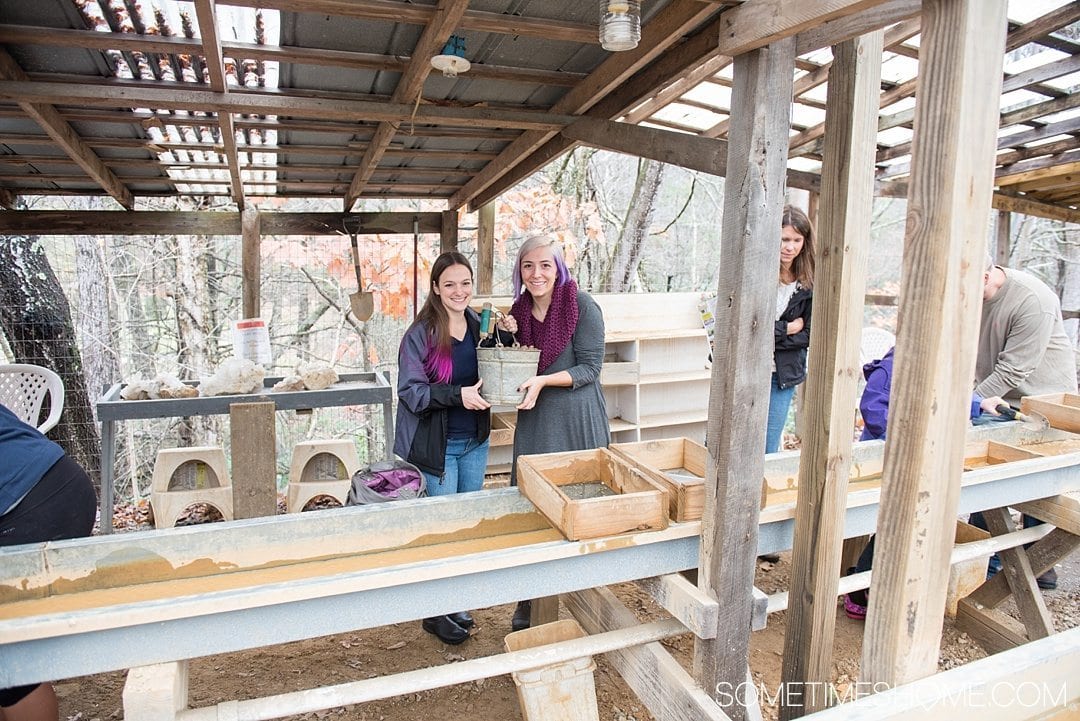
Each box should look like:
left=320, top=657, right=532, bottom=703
left=1, top=403, right=64, bottom=514
left=446, top=327, right=481, bottom=439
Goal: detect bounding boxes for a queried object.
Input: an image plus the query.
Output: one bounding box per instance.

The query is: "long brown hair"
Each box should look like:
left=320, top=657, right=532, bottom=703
left=410, top=251, right=473, bottom=382
left=781, top=205, right=815, bottom=290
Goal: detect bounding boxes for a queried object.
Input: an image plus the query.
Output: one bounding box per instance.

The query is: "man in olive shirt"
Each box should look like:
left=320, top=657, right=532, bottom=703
left=974, top=260, right=1077, bottom=590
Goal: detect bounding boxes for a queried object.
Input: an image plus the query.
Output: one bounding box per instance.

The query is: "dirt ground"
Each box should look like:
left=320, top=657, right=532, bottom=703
left=55, top=500, right=1079, bottom=721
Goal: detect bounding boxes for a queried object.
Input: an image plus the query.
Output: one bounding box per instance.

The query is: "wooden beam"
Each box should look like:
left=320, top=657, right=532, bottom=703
left=981, top=507, right=1055, bottom=641
left=990, top=194, right=1080, bottom=224
left=1014, top=493, right=1080, bottom=536
left=476, top=202, right=494, bottom=295
left=716, top=0, right=890, bottom=57
left=996, top=209, right=1011, bottom=266
left=225, top=0, right=598, bottom=44
left=561, top=118, right=728, bottom=175
left=0, top=211, right=442, bottom=236
left=861, top=0, right=1008, bottom=688
left=565, top=587, right=729, bottom=721
left=194, top=0, right=245, bottom=210
left=633, top=573, right=720, bottom=640
left=447, top=0, right=720, bottom=210
left=696, top=36, right=795, bottom=721
left=794, top=0, right=919, bottom=54
left=242, top=208, right=261, bottom=318
left=969, top=527, right=1080, bottom=609
left=0, top=187, right=15, bottom=209
left=229, top=401, right=278, bottom=520
left=1004, top=1, right=1080, bottom=53
left=0, top=81, right=575, bottom=131
left=345, top=0, right=469, bottom=209
left=780, top=30, right=881, bottom=720
left=440, top=209, right=458, bottom=253
left=0, top=25, right=583, bottom=88
left=0, top=50, right=133, bottom=209
left=997, top=157, right=1080, bottom=186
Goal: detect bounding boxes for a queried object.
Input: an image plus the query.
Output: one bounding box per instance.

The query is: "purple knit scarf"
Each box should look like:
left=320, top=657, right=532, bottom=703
left=510, top=279, right=580, bottom=373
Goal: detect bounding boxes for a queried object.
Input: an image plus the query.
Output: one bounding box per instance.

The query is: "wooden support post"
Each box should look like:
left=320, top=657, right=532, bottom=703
left=440, top=209, right=458, bottom=254
left=566, top=587, right=729, bottom=721
left=241, top=207, right=261, bottom=319
left=995, top=209, right=1011, bottom=266
left=780, top=30, right=881, bottom=720
left=229, top=401, right=278, bottom=520
left=477, top=202, right=495, bottom=295
left=531, top=595, right=560, bottom=627
left=123, top=661, right=188, bottom=721
left=695, top=35, right=795, bottom=721
left=968, top=527, right=1080, bottom=608
left=982, top=507, right=1055, bottom=641
left=861, top=0, right=1008, bottom=687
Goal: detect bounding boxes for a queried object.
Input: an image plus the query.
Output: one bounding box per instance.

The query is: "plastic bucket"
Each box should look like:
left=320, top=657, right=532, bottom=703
left=504, top=619, right=600, bottom=721
left=477, top=346, right=540, bottom=405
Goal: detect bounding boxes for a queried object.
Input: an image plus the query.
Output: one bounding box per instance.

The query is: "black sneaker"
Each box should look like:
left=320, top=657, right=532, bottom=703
left=1036, top=567, right=1058, bottom=590
left=422, top=615, right=469, bottom=645
left=511, top=600, right=532, bottom=632
left=448, top=611, right=475, bottom=629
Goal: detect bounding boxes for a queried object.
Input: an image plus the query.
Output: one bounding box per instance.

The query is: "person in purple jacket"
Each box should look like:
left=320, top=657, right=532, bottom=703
left=0, top=402, right=96, bottom=721
left=843, top=347, right=1003, bottom=619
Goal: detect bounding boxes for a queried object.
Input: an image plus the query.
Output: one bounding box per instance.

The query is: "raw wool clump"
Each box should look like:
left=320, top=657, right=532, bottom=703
left=198, top=358, right=266, bottom=397
left=272, top=375, right=306, bottom=393
left=119, top=376, right=156, bottom=400
left=298, top=362, right=339, bottom=391
left=156, top=373, right=199, bottom=399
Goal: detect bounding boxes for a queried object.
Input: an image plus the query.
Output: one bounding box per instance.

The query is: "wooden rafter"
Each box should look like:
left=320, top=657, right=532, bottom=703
left=225, top=0, right=597, bottom=44
left=194, top=0, right=245, bottom=210
left=0, top=50, right=133, bottom=209
left=0, top=25, right=584, bottom=89
left=344, top=0, right=469, bottom=210
left=464, top=0, right=895, bottom=211
left=446, top=0, right=721, bottom=210
left=0, top=81, right=575, bottom=131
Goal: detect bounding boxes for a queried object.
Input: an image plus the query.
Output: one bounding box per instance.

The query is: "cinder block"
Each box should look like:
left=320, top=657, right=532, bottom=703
left=286, top=439, right=362, bottom=513
left=150, top=447, right=233, bottom=529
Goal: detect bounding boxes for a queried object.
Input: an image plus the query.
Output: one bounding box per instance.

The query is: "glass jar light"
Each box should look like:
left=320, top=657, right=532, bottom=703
left=599, top=0, right=640, bottom=52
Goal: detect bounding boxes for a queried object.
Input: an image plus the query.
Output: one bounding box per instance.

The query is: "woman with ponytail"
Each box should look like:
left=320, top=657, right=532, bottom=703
left=394, top=251, right=512, bottom=645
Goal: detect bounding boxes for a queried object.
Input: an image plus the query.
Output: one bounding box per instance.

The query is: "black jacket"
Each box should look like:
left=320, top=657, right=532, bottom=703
left=773, top=286, right=812, bottom=389
left=394, top=310, right=509, bottom=476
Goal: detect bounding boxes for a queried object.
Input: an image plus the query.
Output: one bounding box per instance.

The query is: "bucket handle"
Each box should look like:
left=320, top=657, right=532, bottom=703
left=481, top=308, right=519, bottom=349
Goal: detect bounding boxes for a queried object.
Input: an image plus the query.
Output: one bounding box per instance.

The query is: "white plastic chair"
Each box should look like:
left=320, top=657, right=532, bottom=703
left=0, top=363, right=65, bottom=433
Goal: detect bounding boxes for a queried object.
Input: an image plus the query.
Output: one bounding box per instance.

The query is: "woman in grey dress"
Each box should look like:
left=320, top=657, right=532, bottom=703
left=507, top=234, right=610, bottom=630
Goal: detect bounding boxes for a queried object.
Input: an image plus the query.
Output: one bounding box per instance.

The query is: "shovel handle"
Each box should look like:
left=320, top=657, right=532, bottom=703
left=995, top=404, right=1018, bottom=420
left=349, top=228, right=364, bottom=290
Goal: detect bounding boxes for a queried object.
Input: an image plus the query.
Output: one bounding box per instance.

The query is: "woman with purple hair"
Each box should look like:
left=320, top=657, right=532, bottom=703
left=506, top=234, right=610, bottom=631
left=394, top=251, right=511, bottom=645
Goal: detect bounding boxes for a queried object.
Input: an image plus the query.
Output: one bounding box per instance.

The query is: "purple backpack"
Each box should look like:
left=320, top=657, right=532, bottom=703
left=346, top=460, right=426, bottom=505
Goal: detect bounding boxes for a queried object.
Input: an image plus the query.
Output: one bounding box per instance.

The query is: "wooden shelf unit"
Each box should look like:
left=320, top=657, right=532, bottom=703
left=474, top=293, right=711, bottom=461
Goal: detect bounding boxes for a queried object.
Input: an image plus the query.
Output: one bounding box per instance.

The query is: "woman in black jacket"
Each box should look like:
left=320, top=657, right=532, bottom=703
left=765, top=205, right=815, bottom=453
left=394, top=251, right=513, bottom=645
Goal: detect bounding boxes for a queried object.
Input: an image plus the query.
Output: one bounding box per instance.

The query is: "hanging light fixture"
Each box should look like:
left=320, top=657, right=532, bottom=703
left=431, top=35, right=471, bottom=78
left=599, top=0, right=640, bottom=52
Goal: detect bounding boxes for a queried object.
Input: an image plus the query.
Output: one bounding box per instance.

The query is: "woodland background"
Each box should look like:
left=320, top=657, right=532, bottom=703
left=2, top=149, right=1077, bottom=517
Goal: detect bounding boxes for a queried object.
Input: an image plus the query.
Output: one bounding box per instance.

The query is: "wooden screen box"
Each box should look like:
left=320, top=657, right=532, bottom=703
left=962, top=440, right=1044, bottom=470
left=516, top=447, right=670, bottom=540
left=490, top=411, right=516, bottom=447
left=609, top=438, right=705, bottom=522
left=1021, top=393, right=1080, bottom=433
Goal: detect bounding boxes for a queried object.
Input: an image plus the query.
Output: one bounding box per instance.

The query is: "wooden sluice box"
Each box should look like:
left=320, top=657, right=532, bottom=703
left=0, top=488, right=702, bottom=688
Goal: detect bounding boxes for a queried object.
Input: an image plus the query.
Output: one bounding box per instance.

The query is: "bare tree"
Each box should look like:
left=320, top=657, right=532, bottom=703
left=603, top=158, right=666, bottom=292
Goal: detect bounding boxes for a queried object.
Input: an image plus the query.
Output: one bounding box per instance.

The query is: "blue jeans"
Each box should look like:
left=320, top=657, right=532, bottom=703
left=766, top=374, right=796, bottom=454
left=423, top=437, right=490, bottom=496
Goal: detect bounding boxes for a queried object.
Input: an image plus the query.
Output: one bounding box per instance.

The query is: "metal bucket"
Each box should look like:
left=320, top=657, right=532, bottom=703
left=477, top=345, right=540, bottom=405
